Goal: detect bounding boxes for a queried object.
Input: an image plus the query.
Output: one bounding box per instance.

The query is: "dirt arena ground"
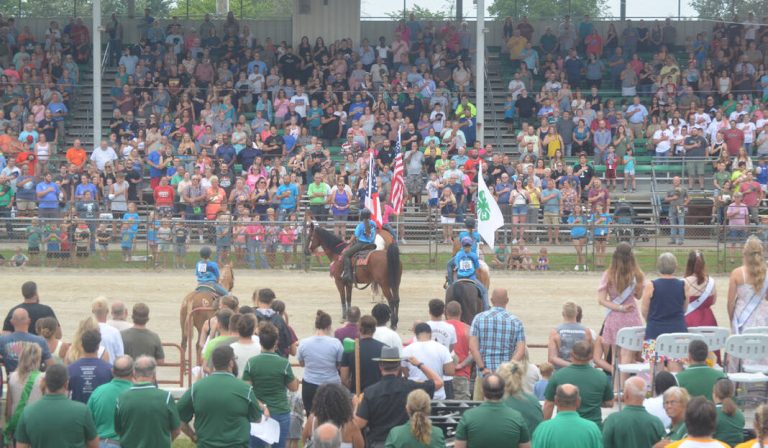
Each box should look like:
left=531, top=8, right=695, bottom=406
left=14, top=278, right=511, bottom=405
left=2, top=268, right=733, bottom=372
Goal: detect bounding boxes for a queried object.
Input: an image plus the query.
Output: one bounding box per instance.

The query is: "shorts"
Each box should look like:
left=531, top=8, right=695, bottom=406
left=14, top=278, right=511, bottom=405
left=15, top=199, right=36, bottom=211
left=76, top=247, right=89, bottom=257
left=686, top=160, right=706, bottom=177
left=440, top=216, right=455, bottom=224
left=175, top=244, right=187, bottom=257
left=99, top=244, right=109, bottom=250
left=605, top=168, right=616, bottom=179
left=110, top=210, right=125, bottom=219
left=406, top=174, right=424, bottom=195
left=512, top=204, right=528, bottom=216
left=624, top=168, right=635, bottom=176
left=544, top=213, right=560, bottom=225
left=28, top=247, right=40, bottom=255
left=159, top=243, right=171, bottom=252
left=428, top=198, right=439, bottom=207
left=727, top=228, right=747, bottom=243
left=280, top=244, right=293, bottom=253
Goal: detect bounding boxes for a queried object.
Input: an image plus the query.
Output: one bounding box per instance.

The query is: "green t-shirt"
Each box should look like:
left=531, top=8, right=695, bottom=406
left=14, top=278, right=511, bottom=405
left=676, top=364, right=727, bottom=401
left=87, top=378, right=133, bottom=440
left=713, top=171, right=730, bottom=189
left=115, top=382, right=181, bottom=448
left=669, top=421, right=688, bottom=441
left=16, top=394, right=98, bottom=448
left=455, top=401, right=530, bottom=447
left=177, top=372, right=261, bottom=448
left=503, top=393, right=543, bottom=434
left=384, top=422, right=446, bottom=448
left=602, top=405, right=666, bottom=448
left=532, top=411, right=603, bottom=448
left=202, top=335, right=238, bottom=362
left=544, top=363, right=613, bottom=428
left=714, top=406, right=745, bottom=447
left=26, top=225, right=42, bottom=247
left=307, top=182, right=329, bottom=205
left=0, top=186, right=11, bottom=207
left=242, top=351, right=295, bottom=414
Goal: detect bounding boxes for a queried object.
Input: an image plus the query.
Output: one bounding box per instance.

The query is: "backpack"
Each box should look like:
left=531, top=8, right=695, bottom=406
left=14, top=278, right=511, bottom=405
left=256, top=311, right=292, bottom=357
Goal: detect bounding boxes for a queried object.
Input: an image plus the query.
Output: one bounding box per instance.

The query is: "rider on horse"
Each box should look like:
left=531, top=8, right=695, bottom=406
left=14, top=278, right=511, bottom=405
left=446, top=217, right=482, bottom=286
left=342, top=208, right=377, bottom=282
left=454, top=236, right=489, bottom=310
left=195, top=247, right=229, bottom=297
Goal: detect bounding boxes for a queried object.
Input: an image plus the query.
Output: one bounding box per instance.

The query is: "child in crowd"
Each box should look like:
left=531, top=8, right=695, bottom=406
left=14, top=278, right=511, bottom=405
left=215, top=206, right=232, bottom=263
left=157, top=219, right=172, bottom=269
left=534, top=362, right=554, bottom=400
left=287, top=391, right=305, bottom=448
left=537, top=247, right=550, bottom=270
left=491, top=243, right=509, bottom=269
left=120, top=222, right=135, bottom=262
left=278, top=214, right=298, bottom=267
left=96, top=223, right=111, bottom=261
left=146, top=211, right=159, bottom=264
left=426, top=173, right=441, bottom=220
left=504, top=94, right=516, bottom=132
left=9, top=247, right=28, bottom=267
left=44, top=224, right=61, bottom=265
left=604, top=145, right=617, bottom=191
left=520, top=241, right=533, bottom=271
left=26, top=218, right=42, bottom=264
left=172, top=220, right=190, bottom=269
left=623, top=147, right=636, bottom=192
left=74, top=220, right=91, bottom=258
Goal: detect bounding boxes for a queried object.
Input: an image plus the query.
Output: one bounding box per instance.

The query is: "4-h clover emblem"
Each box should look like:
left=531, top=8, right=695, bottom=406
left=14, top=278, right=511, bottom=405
left=477, top=191, right=491, bottom=221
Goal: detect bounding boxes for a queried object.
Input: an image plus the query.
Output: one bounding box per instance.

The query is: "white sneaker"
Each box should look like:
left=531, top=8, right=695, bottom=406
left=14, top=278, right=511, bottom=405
left=512, top=239, right=518, bottom=244
left=400, top=239, right=407, bottom=245
left=574, top=265, right=580, bottom=271
left=583, top=265, right=589, bottom=271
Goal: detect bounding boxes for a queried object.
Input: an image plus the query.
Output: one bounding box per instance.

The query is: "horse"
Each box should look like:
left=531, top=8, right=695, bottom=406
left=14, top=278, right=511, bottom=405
left=179, top=263, right=234, bottom=360
left=304, top=221, right=403, bottom=329
left=450, top=239, right=491, bottom=288
left=445, top=280, right=484, bottom=325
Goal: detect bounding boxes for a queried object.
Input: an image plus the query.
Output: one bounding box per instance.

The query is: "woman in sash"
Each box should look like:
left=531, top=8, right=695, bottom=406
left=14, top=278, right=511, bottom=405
left=728, top=237, right=768, bottom=356
left=684, top=250, right=718, bottom=328
left=597, top=242, right=645, bottom=385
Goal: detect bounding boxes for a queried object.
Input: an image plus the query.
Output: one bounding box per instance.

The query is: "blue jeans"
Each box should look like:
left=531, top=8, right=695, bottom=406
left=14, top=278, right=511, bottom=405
left=199, top=281, right=229, bottom=296
left=100, top=441, right=121, bottom=448
left=669, top=210, right=685, bottom=242
left=250, top=412, right=290, bottom=448
left=246, top=239, right=270, bottom=269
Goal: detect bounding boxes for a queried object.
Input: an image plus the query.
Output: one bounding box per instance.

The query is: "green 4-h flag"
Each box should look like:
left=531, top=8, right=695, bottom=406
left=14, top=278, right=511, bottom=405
left=476, top=163, right=504, bottom=249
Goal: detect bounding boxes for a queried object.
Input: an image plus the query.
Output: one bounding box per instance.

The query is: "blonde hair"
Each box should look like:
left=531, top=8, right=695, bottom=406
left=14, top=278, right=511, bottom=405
left=406, top=389, right=433, bottom=445
left=743, top=236, right=767, bottom=292
left=497, top=361, right=526, bottom=396
left=663, top=386, right=690, bottom=407
left=16, top=343, right=42, bottom=383
left=755, top=404, right=768, bottom=447
left=65, top=317, right=101, bottom=364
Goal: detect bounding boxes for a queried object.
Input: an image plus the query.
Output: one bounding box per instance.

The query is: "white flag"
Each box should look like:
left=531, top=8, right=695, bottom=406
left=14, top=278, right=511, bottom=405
left=476, top=163, right=504, bottom=249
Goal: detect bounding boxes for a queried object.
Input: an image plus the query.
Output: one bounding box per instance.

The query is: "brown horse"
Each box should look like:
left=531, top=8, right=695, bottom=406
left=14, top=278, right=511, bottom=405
left=445, top=280, right=484, bottom=325
left=179, top=263, right=234, bottom=357
left=305, top=222, right=403, bottom=329
left=450, top=239, right=491, bottom=288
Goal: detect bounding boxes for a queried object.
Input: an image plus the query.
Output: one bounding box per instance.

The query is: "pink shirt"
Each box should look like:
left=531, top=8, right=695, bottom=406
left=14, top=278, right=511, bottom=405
left=727, top=203, right=749, bottom=226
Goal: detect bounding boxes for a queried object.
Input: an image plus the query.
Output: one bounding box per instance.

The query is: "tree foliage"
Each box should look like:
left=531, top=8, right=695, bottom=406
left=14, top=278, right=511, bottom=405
left=171, top=0, right=292, bottom=19
left=488, top=0, right=608, bottom=20
left=384, top=3, right=455, bottom=21
left=688, top=0, right=759, bottom=19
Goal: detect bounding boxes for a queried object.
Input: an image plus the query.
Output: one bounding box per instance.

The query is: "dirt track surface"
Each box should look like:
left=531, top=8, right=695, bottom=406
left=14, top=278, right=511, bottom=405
left=1, top=269, right=732, bottom=372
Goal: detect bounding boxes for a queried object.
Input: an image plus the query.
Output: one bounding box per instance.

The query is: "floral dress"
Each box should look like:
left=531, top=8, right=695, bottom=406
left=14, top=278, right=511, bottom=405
left=598, top=271, right=644, bottom=345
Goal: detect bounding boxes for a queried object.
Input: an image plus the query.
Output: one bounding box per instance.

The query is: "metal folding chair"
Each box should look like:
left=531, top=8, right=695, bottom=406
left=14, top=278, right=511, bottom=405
left=613, top=326, right=650, bottom=410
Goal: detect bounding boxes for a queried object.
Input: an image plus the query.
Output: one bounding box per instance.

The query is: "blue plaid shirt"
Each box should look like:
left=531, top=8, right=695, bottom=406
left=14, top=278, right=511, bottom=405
left=470, top=307, right=526, bottom=373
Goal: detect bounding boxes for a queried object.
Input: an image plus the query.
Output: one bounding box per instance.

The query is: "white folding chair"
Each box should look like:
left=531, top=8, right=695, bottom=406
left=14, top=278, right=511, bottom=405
left=743, top=327, right=768, bottom=335
left=613, top=326, right=650, bottom=409
left=687, top=326, right=730, bottom=371
left=725, top=334, right=768, bottom=382
left=651, top=333, right=705, bottom=391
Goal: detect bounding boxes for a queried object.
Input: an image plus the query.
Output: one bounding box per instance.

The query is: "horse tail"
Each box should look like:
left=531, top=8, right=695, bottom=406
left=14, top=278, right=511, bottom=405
left=387, top=243, right=401, bottom=292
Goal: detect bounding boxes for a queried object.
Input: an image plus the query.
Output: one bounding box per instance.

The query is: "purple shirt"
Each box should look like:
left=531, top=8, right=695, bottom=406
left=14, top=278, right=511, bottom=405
left=334, top=323, right=359, bottom=342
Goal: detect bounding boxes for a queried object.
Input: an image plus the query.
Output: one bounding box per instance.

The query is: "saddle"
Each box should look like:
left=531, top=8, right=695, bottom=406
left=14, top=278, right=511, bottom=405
left=354, top=250, right=375, bottom=267
left=195, top=284, right=219, bottom=294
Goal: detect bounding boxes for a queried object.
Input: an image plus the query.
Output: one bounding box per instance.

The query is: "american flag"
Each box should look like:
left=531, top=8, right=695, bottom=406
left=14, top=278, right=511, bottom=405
left=365, top=147, right=383, bottom=227
left=390, top=128, right=405, bottom=214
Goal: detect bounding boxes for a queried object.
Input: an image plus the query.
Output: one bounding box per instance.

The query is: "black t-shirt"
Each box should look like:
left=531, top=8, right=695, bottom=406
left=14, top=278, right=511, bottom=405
left=516, top=96, right=536, bottom=118
left=340, top=337, right=384, bottom=393
left=320, top=114, right=340, bottom=140
left=574, top=163, right=595, bottom=188
left=3, top=303, right=57, bottom=335
left=377, top=147, right=396, bottom=166
left=37, top=119, right=57, bottom=142
left=357, top=375, right=436, bottom=443
left=126, top=170, right=142, bottom=201
left=279, top=53, right=301, bottom=79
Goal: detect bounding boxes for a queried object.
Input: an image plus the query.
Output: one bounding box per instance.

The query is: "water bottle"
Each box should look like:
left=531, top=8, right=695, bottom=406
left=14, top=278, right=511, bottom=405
left=10, top=206, right=15, bottom=218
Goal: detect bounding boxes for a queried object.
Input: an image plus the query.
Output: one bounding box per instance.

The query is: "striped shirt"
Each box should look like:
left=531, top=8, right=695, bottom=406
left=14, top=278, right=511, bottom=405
left=470, top=307, right=526, bottom=372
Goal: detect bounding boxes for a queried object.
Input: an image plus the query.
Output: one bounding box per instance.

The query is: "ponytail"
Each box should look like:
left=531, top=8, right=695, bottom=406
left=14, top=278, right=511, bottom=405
left=364, top=219, right=371, bottom=238
left=714, top=379, right=737, bottom=416
left=410, top=411, right=432, bottom=445
left=756, top=404, right=768, bottom=448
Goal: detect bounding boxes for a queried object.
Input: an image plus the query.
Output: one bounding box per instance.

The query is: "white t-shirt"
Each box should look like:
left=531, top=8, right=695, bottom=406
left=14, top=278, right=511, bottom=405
left=643, top=395, right=671, bottom=427
left=653, top=128, right=673, bottom=154
left=401, top=340, right=452, bottom=399
left=692, top=112, right=711, bottom=130
left=90, top=147, right=118, bottom=171
left=289, top=94, right=309, bottom=117
left=230, top=338, right=261, bottom=375
left=508, top=80, right=525, bottom=100
left=426, top=320, right=457, bottom=350
left=373, top=326, right=402, bottom=355
left=665, top=438, right=730, bottom=447
left=737, top=122, right=756, bottom=143
left=99, top=322, right=124, bottom=364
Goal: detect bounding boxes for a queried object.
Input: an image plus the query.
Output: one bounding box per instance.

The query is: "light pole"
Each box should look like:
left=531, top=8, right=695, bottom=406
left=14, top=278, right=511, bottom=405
left=93, top=0, right=102, bottom=146
left=475, top=0, right=485, bottom=144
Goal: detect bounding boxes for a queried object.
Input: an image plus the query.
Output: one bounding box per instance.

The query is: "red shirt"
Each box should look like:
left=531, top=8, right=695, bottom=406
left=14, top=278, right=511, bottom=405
left=15, top=151, right=36, bottom=176
left=722, top=128, right=745, bottom=156
left=446, top=319, right=471, bottom=378
left=153, top=185, right=175, bottom=207
left=740, top=180, right=762, bottom=207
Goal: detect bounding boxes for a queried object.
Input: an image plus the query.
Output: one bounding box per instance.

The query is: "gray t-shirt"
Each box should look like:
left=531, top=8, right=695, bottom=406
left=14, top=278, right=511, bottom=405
left=406, top=150, right=425, bottom=175
left=297, top=335, right=343, bottom=385
left=667, top=187, right=688, bottom=207
left=541, top=188, right=561, bottom=213
left=684, top=135, right=708, bottom=157
left=555, top=322, right=588, bottom=367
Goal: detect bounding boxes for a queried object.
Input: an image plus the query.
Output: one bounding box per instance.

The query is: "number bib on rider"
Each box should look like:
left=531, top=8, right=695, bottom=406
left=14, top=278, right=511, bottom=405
left=197, top=263, right=208, bottom=274
left=459, top=259, right=472, bottom=271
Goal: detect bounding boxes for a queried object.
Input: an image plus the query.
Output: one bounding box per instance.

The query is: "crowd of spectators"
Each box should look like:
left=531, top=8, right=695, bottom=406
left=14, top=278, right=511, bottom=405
left=0, top=13, right=767, bottom=269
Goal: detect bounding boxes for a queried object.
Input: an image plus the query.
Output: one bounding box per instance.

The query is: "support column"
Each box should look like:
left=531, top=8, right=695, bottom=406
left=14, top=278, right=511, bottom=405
left=93, top=0, right=102, bottom=145
left=475, top=0, right=485, bottom=145
left=456, top=0, right=463, bottom=21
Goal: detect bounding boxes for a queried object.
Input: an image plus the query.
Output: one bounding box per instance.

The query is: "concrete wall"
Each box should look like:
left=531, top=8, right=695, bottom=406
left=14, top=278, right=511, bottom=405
left=292, top=0, right=361, bottom=47
left=19, top=17, right=709, bottom=49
